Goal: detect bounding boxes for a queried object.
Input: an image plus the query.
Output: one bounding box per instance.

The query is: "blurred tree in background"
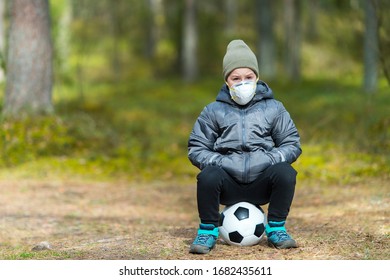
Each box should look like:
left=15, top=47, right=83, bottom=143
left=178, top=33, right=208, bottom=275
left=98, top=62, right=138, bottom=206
left=284, top=0, right=302, bottom=81
left=4, top=0, right=53, bottom=116
left=256, top=0, right=276, bottom=80
left=182, top=0, right=198, bottom=82
left=363, top=0, right=378, bottom=93
left=376, top=0, right=390, bottom=86
left=0, top=0, right=5, bottom=82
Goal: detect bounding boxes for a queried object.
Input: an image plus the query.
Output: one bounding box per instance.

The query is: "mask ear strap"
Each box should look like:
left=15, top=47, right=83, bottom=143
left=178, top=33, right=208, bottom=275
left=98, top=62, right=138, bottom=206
left=226, top=81, right=233, bottom=90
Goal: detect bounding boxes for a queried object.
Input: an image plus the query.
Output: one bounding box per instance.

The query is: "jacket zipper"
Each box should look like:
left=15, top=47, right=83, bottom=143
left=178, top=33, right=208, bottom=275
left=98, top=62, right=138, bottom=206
left=241, top=109, right=249, bottom=183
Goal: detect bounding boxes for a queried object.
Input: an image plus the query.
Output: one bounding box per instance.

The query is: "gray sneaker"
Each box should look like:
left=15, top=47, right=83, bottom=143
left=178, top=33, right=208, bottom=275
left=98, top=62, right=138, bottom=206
left=266, top=221, right=297, bottom=249
left=189, top=224, right=219, bottom=254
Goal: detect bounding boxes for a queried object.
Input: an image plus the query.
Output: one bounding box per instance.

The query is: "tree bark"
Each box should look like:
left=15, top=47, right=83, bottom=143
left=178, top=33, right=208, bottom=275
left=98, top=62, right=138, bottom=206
left=224, top=0, right=236, bottom=36
left=4, top=0, right=53, bottom=116
left=363, top=0, right=378, bottom=93
left=284, top=0, right=301, bottom=81
left=182, top=0, right=198, bottom=82
left=0, top=0, right=5, bottom=82
left=257, top=0, right=276, bottom=80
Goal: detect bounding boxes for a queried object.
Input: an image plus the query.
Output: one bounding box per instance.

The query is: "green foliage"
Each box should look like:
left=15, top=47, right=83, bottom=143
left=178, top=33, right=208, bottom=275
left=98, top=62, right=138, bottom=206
left=0, top=116, right=73, bottom=166
left=277, top=80, right=390, bottom=184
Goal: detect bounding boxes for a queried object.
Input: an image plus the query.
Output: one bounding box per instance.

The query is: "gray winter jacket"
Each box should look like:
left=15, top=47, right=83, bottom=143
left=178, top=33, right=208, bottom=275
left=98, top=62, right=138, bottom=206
left=188, top=81, right=302, bottom=184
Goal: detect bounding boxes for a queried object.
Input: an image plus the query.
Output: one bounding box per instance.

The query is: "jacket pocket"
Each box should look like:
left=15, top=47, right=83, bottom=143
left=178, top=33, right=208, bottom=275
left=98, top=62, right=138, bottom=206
left=248, top=151, right=273, bottom=180
left=220, top=153, right=245, bottom=183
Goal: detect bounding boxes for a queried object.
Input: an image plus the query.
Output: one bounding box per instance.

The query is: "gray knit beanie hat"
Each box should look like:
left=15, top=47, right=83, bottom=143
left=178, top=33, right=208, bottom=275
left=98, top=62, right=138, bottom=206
left=222, top=39, right=259, bottom=81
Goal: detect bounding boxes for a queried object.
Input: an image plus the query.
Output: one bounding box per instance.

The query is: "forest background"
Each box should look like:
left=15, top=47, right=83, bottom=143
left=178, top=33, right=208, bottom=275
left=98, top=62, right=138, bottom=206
left=0, top=0, right=388, bottom=260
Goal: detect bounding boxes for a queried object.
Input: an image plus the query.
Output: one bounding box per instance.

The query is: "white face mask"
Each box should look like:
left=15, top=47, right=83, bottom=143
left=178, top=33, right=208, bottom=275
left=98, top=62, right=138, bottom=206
left=228, top=80, right=257, bottom=105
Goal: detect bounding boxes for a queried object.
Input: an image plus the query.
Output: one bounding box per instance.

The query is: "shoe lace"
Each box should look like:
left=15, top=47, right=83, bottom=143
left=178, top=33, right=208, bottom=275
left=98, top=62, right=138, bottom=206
left=273, top=230, right=290, bottom=241
left=196, top=234, right=211, bottom=242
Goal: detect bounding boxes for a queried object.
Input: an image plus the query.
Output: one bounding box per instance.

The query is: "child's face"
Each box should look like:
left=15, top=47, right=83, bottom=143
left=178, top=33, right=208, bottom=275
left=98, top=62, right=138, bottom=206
left=226, top=68, right=257, bottom=87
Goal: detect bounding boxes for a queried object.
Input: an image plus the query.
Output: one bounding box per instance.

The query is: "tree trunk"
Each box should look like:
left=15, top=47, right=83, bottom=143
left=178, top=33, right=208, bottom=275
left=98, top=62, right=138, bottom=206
left=307, top=0, right=319, bottom=42
left=284, top=0, right=301, bottom=81
left=257, top=0, right=276, bottom=80
left=4, top=0, right=53, bottom=116
left=58, top=0, right=72, bottom=75
left=182, top=0, right=198, bottom=82
left=224, top=0, right=236, bottom=36
left=146, top=0, right=164, bottom=59
left=0, top=0, right=5, bottom=82
left=376, top=0, right=390, bottom=87
left=363, top=0, right=378, bottom=93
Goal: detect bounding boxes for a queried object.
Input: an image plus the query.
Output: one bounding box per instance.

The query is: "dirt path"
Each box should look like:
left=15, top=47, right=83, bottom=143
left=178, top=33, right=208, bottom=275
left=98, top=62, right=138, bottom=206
left=0, top=178, right=388, bottom=259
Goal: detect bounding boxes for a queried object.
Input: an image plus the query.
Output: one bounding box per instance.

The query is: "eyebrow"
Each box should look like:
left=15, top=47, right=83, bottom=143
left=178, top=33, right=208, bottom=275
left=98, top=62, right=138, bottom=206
left=230, top=74, right=255, bottom=79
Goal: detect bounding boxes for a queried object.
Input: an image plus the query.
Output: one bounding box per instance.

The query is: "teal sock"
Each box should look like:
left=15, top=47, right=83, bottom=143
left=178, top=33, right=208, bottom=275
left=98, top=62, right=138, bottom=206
left=266, top=220, right=286, bottom=234
left=198, top=223, right=219, bottom=237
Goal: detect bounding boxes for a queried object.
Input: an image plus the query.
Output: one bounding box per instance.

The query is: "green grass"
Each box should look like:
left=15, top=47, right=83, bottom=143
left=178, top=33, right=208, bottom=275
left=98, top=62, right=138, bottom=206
left=0, top=76, right=389, bottom=184
left=3, top=248, right=81, bottom=260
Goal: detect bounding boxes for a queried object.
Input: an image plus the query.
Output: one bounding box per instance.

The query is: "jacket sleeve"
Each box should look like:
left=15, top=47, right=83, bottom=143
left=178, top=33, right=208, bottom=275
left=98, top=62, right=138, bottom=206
left=266, top=102, right=302, bottom=164
left=188, top=105, right=223, bottom=170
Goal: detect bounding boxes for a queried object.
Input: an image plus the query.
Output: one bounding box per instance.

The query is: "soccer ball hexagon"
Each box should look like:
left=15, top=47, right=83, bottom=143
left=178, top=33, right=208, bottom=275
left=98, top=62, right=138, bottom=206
left=219, top=202, right=266, bottom=246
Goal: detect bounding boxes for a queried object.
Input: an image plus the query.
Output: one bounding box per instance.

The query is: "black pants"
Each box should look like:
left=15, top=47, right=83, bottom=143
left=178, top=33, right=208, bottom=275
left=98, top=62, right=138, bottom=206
left=196, top=162, right=297, bottom=227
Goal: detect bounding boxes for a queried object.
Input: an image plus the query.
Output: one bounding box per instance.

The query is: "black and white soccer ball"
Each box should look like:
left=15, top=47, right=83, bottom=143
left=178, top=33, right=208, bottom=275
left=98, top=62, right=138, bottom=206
left=219, top=202, right=266, bottom=246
